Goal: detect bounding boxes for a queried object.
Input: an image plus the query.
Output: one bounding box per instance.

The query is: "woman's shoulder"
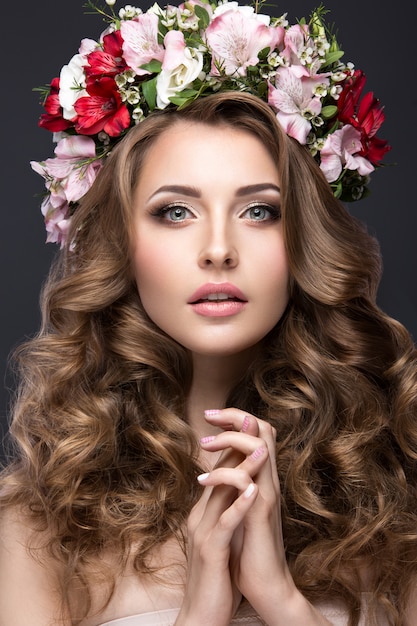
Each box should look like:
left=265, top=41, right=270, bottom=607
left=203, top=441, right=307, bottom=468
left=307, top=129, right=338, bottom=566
left=0, top=503, right=52, bottom=554
left=0, top=505, right=70, bottom=626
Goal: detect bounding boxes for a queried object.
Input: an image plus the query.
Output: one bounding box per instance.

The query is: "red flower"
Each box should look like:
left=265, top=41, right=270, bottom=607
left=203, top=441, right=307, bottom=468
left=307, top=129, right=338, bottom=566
left=338, top=70, right=390, bottom=165
left=38, top=77, right=74, bottom=132
left=85, top=31, right=127, bottom=78
left=74, top=76, right=131, bottom=137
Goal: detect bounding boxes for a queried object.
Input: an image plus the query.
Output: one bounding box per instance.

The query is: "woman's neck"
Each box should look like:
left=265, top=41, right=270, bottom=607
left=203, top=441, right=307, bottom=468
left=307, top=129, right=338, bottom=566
left=186, top=350, right=256, bottom=440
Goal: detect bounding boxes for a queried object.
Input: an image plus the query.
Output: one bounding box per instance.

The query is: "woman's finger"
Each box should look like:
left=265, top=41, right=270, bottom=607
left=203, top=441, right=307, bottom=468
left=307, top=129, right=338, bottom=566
left=204, top=408, right=260, bottom=436
left=200, top=430, right=267, bottom=458
left=198, top=466, right=257, bottom=492
left=194, top=479, right=258, bottom=542
left=203, top=409, right=280, bottom=491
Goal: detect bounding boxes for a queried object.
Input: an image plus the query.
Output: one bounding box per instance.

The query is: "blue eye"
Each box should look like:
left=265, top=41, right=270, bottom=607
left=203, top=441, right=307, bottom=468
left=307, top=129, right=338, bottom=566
left=152, top=203, right=194, bottom=222
left=249, top=206, right=267, bottom=220
left=243, top=203, right=281, bottom=221
left=168, top=206, right=190, bottom=221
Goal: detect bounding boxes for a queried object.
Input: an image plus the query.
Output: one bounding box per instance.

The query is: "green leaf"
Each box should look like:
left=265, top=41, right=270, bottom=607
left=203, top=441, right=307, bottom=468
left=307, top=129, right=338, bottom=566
left=323, top=50, right=344, bottom=67
left=309, top=11, right=325, bottom=38
left=169, top=96, right=193, bottom=109
left=173, top=88, right=199, bottom=98
left=158, top=22, right=168, bottom=43
left=140, top=59, right=162, bottom=74
left=321, top=105, right=338, bottom=119
left=258, top=46, right=271, bottom=61
left=194, top=5, right=210, bottom=29
left=168, top=90, right=199, bottom=107
left=142, top=77, right=158, bottom=110
left=257, top=82, right=268, bottom=98
left=185, top=32, right=206, bottom=48
left=333, top=181, right=343, bottom=198
left=246, top=65, right=259, bottom=76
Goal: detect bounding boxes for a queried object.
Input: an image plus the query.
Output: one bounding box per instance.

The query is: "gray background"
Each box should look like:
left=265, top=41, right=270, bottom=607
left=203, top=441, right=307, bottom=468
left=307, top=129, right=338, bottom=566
left=1, top=1, right=416, bottom=460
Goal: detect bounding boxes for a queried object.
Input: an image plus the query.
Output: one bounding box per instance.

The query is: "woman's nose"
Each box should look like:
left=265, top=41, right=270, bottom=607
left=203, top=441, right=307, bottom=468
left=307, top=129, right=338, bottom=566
left=197, top=220, right=239, bottom=270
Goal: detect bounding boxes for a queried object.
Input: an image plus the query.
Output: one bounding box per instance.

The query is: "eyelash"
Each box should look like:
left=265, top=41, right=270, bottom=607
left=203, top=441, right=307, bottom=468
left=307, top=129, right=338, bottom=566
left=242, top=202, right=281, bottom=222
left=150, top=203, right=194, bottom=222
left=149, top=201, right=281, bottom=223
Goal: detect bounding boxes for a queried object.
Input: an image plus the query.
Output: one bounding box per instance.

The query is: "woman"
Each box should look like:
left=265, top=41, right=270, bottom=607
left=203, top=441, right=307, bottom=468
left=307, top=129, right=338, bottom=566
left=1, top=2, right=417, bottom=625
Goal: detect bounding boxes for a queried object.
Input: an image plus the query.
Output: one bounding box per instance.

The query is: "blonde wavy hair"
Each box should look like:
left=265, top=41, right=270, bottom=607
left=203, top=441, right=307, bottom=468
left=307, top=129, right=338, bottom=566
left=2, top=92, right=417, bottom=625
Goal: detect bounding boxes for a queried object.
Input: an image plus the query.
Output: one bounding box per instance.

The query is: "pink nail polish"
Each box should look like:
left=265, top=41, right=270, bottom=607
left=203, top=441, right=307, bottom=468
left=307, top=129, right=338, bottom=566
left=200, top=435, right=216, bottom=444
left=250, top=446, right=265, bottom=461
left=241, top=416, right=250, bottom=433
left=204, top=409, right=221, bottom=418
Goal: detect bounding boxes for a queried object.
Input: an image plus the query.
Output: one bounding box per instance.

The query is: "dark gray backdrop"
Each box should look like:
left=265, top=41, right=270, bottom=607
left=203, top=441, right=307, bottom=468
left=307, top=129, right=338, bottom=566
left=1, top=1, right=416, bottom=460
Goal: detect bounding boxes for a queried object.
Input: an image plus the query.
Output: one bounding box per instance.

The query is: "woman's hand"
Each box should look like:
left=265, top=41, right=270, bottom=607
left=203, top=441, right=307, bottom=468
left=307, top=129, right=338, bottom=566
left=174, top=416, right=258, bottom=626
left=199, top=409, right=331, bottom=626
left=199, top=409, right=291, bottom=612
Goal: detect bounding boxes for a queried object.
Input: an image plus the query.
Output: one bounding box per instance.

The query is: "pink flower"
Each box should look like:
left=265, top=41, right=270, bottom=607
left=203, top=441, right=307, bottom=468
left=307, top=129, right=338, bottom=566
left=30, top=136, right=102, bottom=246
left=38, top=199, right=71, bottom=246
left=279, top=24, right=322, bottom=76
left=51, top=136, right=100, bottom=201
left=206, top=9, right=279, bottom=77
left=268, top=66, right=328, bottom=144
left=161, top=30, right=189, bottom=71
left=320, top=124, right=375, bottom=183
left=120, top=12, right=165, bottom=75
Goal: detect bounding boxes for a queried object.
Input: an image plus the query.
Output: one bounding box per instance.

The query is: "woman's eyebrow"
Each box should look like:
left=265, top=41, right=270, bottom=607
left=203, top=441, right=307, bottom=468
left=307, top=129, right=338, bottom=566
left=146, top=182, right=281, bottom=202
left=147, top=185, right=202, bottom=201
left=235, top=183, right=281, bottom=196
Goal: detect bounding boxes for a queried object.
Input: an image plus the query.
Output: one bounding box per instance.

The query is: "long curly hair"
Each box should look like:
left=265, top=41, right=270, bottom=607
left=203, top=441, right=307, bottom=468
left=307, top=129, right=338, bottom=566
left=2, top=92, right=417, bottom=625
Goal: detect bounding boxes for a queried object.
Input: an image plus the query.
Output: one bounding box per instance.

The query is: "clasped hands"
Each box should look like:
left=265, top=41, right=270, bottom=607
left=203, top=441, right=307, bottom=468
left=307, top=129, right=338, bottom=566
left=176, top=407, right=296, bottom=626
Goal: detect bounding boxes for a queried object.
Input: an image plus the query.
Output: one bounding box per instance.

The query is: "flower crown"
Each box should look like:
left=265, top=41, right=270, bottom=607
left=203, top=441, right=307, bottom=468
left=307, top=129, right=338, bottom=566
left=31, top=0, right=391, bottom=246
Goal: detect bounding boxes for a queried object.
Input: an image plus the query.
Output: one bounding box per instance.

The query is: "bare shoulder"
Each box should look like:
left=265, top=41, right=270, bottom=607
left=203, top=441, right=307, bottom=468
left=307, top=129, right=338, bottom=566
left=0, top=505, right=70, bottom=625
left=404, top=582, right=417, bottom=626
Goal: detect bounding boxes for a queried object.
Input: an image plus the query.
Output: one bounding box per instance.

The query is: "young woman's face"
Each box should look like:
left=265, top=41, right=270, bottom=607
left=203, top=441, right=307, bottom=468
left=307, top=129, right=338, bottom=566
left=131, top=121, right=289, bottom=359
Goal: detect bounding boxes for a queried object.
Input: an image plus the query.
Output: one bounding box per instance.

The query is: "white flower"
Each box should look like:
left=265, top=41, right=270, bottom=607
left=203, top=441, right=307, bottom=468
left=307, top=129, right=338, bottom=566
left=156, top=31, right=203, bottom=108
left=313, top=82, right=328, bottom=97
left=177, top=8, right=200, bottom=31
left=59, top=56, right=87, bottom=120
left=331, top=70, right=348, bottom=82
left=315, top=36, right=330, bottom=57
left=132, top=105, right=145, bottom=122
left=59, top=39, right=96, bottom=120
left=159, top=5, right=178, bottom=28
left=119, top=4, right=142, bottom=19
left=146, top=2, right=164, bottom=16
left=213, top=1, right=270, bottom=26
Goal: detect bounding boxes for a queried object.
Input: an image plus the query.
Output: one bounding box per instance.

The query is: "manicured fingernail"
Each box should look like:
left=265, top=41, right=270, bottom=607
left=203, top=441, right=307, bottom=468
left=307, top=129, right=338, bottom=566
left=204, top=409, right=221, bottom=418
left=197, top=473, right=210, bottom=482
left=241, top=416, right=250, bottom=432
left=243, top=483, right=255, bottom=498
left=200, top=435, right=216, bottom=444
left=250, top=446, right=265, bottom=461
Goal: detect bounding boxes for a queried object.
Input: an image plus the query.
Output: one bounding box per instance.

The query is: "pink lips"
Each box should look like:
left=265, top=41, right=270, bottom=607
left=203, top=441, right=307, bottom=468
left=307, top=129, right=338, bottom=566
left=188, top=282, right=248, bottom=317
